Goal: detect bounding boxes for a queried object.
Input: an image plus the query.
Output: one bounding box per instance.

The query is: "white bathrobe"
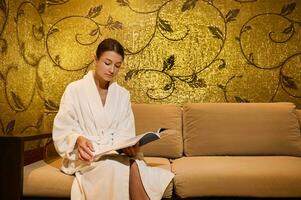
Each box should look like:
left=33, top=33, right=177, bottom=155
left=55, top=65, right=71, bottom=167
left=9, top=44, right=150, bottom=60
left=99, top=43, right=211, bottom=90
left=52, top=71, right=174, bottom=200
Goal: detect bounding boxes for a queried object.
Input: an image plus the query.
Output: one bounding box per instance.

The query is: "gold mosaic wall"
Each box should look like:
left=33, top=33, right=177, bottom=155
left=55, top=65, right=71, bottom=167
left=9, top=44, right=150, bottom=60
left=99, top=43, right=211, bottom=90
left=0, top=0, right=301, bottom=136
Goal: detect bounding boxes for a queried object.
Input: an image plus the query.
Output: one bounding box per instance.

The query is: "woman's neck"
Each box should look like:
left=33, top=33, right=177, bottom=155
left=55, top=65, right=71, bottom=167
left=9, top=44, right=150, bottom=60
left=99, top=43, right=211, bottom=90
left=93, top=72, right=109, bottom=90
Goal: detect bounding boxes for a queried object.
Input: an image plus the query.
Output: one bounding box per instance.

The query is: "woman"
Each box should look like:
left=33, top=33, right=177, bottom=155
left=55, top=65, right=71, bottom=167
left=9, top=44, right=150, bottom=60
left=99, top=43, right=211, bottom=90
left=52, top=38, right=174, bottom=200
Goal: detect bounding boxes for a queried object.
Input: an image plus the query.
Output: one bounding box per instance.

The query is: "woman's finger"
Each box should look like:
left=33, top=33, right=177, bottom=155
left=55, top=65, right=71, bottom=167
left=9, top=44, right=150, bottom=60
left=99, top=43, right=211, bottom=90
left=87, top=141, right=95, bottom=152
left=128, top=146, right=135, bottom=156
left=123, top=147, right=131, bottom=155
left=78, top=150, right=84, bottom=161
left=82, top=145, right=94, bottom=158
left=134, top=143, right=140, bottom=153
left=79, top=147, right=92, bottom=161
left=125, top=147, right=134, bottom=156
left=78, top=148, right=87, bottom=161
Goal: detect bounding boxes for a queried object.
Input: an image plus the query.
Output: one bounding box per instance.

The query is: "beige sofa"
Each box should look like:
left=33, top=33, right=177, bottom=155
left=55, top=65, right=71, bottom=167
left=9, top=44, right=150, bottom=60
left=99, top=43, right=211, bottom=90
left=6, top=102, right=301, bottom=199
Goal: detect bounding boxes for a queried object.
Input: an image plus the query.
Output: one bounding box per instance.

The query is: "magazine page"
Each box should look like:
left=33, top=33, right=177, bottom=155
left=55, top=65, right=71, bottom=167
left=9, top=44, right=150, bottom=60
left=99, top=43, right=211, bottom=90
left=93, top=128, right=167, bottom=157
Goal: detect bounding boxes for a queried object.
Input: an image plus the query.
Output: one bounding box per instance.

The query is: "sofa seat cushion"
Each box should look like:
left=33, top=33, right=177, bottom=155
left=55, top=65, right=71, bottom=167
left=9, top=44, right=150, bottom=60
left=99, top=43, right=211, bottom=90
left=23, top=157, right=73, bottom=197
left=23, top=156, right=173, bottom=198
left=172, top=156, right=301, bottom=198
left=144, top=157, right=174, bottom=198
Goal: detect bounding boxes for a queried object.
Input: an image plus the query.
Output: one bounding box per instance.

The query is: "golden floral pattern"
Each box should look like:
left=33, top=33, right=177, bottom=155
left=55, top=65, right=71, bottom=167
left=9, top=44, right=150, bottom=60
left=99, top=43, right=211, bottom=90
left=0, top=0, right=300, bottom=136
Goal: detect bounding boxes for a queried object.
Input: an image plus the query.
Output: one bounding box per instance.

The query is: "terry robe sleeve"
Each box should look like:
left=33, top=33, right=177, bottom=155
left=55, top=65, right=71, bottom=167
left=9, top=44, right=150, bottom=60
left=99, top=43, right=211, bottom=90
left=53, top=85, right=82, bottom=161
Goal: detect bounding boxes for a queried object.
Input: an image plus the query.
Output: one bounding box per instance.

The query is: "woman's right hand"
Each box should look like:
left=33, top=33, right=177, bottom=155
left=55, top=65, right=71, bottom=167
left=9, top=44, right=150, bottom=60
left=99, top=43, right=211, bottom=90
left=76, top=136, right=95, bottom=162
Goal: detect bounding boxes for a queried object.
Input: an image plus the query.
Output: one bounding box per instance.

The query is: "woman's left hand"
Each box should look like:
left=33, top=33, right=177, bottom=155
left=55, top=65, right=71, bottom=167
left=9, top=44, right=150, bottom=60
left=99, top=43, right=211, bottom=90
left=121, top=143, right=140, bottom=157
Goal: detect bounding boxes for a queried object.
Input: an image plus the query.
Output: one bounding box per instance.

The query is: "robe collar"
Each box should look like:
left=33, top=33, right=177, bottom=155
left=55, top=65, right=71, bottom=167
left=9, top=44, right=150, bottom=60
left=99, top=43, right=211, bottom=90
left=83, top=70, right=116, bottom=130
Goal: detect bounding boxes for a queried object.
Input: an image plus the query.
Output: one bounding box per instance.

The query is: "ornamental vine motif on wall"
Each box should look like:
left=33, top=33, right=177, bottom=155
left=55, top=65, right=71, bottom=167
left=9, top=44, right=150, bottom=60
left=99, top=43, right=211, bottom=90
left=0, top=0, right=300, bottom=135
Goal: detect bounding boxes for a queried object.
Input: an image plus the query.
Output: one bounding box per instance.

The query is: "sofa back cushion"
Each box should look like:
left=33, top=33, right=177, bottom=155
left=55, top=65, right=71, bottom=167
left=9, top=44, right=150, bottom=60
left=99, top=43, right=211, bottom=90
left=132, top=104, right=183, bottom=158
left=183, top=103, right=301, bottom=156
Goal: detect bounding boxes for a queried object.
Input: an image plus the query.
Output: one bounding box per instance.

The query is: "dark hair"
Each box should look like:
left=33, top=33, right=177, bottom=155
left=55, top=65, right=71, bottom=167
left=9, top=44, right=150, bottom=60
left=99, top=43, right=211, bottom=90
left=96, top=38, right=124, bottom=60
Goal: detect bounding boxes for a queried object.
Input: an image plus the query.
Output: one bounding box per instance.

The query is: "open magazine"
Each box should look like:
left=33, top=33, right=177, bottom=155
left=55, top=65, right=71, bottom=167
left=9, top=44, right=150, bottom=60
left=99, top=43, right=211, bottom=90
left=93, top=128, right=167, bottom=157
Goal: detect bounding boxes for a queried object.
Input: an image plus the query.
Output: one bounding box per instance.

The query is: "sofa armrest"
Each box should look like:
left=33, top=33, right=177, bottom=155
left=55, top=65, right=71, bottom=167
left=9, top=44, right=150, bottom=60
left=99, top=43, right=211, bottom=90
left=0, top=133, right=52, bottom=200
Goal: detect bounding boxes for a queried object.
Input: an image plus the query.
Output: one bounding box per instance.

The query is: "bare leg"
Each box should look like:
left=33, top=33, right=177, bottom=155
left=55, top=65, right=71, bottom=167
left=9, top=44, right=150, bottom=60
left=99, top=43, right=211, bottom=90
left=129, top=160, right=150, bottom=200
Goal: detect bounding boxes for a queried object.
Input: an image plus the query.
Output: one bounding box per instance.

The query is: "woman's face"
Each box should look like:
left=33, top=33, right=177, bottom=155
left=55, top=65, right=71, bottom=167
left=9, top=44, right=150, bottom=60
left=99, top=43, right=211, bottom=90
left=94, top=51, right=123, bottom=82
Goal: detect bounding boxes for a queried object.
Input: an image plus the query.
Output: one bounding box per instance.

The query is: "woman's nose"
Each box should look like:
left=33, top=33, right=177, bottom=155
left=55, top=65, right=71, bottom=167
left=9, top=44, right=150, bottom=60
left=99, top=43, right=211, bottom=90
left=108, top=65, right=114, bottom=73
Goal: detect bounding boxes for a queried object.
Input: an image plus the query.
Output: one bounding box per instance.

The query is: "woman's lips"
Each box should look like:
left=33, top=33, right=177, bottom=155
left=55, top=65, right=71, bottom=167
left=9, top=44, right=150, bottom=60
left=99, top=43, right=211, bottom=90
left=106, top=74, right=113, bottom=78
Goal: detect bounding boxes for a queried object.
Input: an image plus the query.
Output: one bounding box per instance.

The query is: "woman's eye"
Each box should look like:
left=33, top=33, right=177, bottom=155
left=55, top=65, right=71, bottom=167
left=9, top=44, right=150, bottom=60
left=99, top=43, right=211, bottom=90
left=104, top=62, right=110, bottom=65
left=115, top=65, right=121, bottom=68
